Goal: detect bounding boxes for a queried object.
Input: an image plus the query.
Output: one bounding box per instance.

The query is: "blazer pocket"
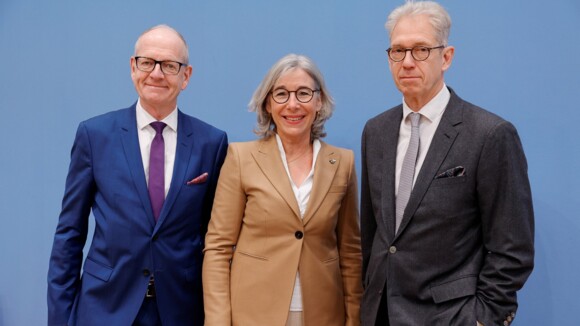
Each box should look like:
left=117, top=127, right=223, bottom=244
left=322, top=256, right=339, bottom=264
left=430, top=175, right=466, bottom=187
left=430, top=275, right=477, bottom=303
left=83, top=257, right=113, bottom=282
left=236, top=250, right=268, bottom=261
left=328, top=185, right=347, bottom=193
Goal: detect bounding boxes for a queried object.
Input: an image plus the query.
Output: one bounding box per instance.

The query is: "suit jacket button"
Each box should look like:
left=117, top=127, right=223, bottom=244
left=142, top=269, right=151, bottom=277
left=295, top=231, right=304, bottom=239
left=389, top=246, right=397, bottom=254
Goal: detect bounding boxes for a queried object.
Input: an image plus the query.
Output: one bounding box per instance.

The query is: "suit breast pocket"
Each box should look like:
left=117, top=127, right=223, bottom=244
left=421, top=175, right=475, bottom=220
left=430, top=175, right=466, bottom=187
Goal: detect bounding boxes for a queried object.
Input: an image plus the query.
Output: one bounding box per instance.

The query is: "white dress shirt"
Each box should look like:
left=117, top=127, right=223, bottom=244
left=136, top=99, right=178, bottom=198
left=395, top=85, right=450, bottom=194
left=275, top=134, right=321, bottom=312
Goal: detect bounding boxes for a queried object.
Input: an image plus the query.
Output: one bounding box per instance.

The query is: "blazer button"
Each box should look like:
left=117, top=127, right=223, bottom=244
left=142, top=269, right=151, bottom=277
left=295, top=231, right=304, bottom=239
left=389, top=246, right=397, bottom=254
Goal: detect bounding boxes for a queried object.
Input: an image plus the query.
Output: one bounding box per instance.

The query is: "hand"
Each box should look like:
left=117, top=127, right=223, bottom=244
left=477, top=322, right=484, bottom=326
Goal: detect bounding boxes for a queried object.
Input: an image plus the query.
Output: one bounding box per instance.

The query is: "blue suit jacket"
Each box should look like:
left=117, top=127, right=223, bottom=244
left=47, top=104, right=228, bottom=326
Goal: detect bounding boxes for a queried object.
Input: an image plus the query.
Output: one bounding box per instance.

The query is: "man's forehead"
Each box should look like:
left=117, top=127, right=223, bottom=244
left=139, top=28, right=179, bottom=43
left=390, top=18, right=437, bottom=46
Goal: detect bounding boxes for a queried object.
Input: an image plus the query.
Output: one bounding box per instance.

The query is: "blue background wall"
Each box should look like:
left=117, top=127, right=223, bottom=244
left=1, top=0, right=579, bottom=325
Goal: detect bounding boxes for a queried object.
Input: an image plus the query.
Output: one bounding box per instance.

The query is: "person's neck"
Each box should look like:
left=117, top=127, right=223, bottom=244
left=142, top=102, right=175, bottom=121
left=279, top=135, right=312, bottom=162
left=404, top=83, right=445, bottom=111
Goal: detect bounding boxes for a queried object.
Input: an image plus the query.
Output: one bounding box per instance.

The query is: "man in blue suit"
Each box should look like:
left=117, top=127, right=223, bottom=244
left=48, top=25, right=228, bottom=325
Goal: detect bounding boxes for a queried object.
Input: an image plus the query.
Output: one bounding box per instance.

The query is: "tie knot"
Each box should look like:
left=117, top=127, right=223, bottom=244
left=150, top=121, right=166, bottom=134
left=409, top=112, right=420, bottom=127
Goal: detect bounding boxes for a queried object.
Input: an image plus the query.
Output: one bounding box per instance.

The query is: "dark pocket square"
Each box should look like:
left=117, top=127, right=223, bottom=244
left=186, top=172, right=208, bottom=185
left=434, top=166, right=465, bottom=179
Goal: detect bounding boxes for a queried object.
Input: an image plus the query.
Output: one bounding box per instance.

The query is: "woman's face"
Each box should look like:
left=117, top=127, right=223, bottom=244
left=266, top=68, right=322, bottom=143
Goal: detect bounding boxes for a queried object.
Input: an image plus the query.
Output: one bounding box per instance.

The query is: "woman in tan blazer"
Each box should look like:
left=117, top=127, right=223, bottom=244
left=203, top=54, right=362, bottom=326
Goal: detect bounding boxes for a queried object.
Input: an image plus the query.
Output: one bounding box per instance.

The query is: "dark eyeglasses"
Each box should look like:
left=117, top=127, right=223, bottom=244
left=134, top=56, right=186, bottom=75
left=386, top=45, right=445, bottom=62
left=270, top=87, right=320, bottom=104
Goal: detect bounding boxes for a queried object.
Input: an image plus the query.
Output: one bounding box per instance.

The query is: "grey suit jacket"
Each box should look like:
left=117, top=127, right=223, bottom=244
left=360, top=88, right=534, bottom=326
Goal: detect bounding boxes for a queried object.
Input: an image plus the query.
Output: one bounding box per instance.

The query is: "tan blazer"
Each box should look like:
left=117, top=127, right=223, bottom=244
left=203, top=136, right=362, bottom=326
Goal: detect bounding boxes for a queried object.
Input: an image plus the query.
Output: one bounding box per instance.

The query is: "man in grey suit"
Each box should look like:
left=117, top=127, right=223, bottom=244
left=360, top=2, right=534, bottom=326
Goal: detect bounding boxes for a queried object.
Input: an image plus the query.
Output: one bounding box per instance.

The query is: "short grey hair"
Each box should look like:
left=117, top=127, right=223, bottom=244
left=248, top=53, right=334, bottom=141
left=134, top=24, right=190, bottom=64
left=385, top=1, right=451, bottom=46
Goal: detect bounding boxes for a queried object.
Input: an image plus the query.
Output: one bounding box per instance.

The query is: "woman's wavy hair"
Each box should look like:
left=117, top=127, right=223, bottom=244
left=248, top=53, right=334, bottom=141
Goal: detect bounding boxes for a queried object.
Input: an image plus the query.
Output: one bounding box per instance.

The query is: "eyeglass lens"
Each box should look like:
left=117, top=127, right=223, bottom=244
left=272, top=88, right=316, bottom=104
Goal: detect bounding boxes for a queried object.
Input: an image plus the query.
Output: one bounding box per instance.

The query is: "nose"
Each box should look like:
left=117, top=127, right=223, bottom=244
left=286, top=92, right=300, bottom=108
left=402, top=50, right=416, bottom=67
left=149, top=62, right=165, bottom=78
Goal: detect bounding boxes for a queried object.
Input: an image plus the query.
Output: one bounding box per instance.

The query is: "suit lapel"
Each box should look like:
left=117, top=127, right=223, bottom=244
left=251, top=137, right=301, bottom=220
left=380, top=108, right=403, bottom=240
left=119, top=105, right=156, bottom=228
left=303, top=142, right=339, bottom=226
left=395, top=90, right=463, bottom=237
left=154, top=110, right=194, bottom=232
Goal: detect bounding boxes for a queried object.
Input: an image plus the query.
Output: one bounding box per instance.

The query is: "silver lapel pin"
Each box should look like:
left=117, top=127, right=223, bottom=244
left=329, top=158, right=337, bottom=164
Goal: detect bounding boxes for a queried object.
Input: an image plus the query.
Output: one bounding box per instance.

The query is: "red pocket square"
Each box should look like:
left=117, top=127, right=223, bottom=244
left=187, top=172, right=208, bottom=185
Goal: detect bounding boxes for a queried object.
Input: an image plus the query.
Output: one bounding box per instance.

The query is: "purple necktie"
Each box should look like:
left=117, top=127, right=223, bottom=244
left=149, top=121, right=166, bottom=221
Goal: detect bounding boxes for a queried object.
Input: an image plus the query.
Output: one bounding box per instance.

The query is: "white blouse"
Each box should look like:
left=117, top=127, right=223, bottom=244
left=275, top=134, right=321, bottom=311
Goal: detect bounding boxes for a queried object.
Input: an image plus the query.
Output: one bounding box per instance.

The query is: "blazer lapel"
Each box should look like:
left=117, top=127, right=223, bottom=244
left=119, top=105, right=156, bottom=228
left=380, top=108, right=404, bottom=240
left=303, top=142, right=339, bottom=226
left=154, top=110, right=194, bottom=232
left=251, top=136, right=301, bottom=220
left=395, top=90, right=462, bottom=237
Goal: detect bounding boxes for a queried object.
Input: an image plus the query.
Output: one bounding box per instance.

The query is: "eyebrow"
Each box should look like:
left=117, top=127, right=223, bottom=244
left=390, top=42, right=432, bottom=48
left=272, top=85, right=315, bottom=90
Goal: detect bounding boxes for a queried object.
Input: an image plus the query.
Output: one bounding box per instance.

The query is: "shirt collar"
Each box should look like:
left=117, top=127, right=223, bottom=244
left=402, top=84, right=450, bottom=122
left=274, top=134, right=321, bottom=167
left=136, top=99, right=178, bottom=132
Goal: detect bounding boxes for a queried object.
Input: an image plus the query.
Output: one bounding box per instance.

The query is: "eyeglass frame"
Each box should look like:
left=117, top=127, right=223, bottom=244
left=133, top=56, right=187, bottom=75
left=386, top=45, right=445, bottom=62
left=269, top=87, right=320, bottom=104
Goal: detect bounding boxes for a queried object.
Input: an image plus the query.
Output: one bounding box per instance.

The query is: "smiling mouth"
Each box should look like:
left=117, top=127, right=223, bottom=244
left=285, top=116, right=304, bottom=121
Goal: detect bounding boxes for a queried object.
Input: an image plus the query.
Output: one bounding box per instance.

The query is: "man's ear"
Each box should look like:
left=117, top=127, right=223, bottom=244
left=181, top=65, right=193, bottom=90
left=442, top=46, right=455, bottom=72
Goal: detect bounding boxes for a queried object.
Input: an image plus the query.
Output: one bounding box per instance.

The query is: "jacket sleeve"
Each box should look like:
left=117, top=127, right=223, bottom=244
left=47, top=122, right=95, bottom=326
left=360, top=125, right=377, bottom=283
left=336, top=150, right=363, bottom=326
left=202, top=144, right=246, bottom=326
left=200, top=132, right=228, bottom=249
left=475, top=121, right=534, bottom=326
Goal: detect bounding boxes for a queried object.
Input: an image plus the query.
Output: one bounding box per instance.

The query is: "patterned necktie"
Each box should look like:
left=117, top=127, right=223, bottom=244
left=396, top=112, right=421, bottom=233
left=149, top=121, right=166, bottom=221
